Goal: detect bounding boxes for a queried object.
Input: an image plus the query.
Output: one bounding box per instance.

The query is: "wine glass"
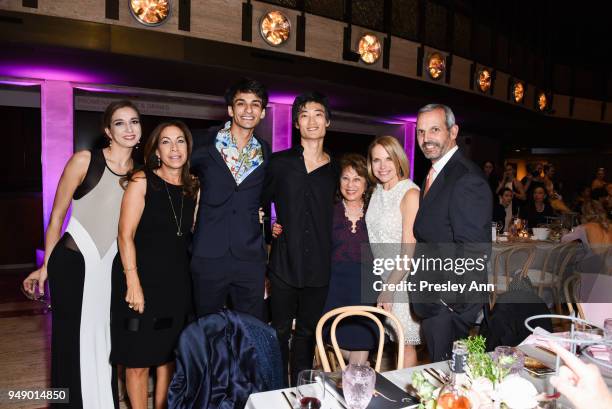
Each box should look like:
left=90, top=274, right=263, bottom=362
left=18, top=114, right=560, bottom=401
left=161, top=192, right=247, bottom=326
left=496, top=221, right=504, bottom=237
left=296, top=370, right=325, bottom=409
left=342, top=364, right=376, bottom=409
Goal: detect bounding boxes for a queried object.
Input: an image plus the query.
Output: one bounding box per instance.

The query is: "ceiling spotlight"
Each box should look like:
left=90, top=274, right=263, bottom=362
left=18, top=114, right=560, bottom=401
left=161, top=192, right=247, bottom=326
left=357, top=33, right=381, bottom=64
left=129, top=0, right=171, bottom=26
left=537, top=91, right=548, bottom=111
left=260, top=11, right=291, bottom=46
left=477, top=68, right=492, bottom=93
left=427, top=52, right=445, bottom=80
left=512, top=81, right=525, bottom=103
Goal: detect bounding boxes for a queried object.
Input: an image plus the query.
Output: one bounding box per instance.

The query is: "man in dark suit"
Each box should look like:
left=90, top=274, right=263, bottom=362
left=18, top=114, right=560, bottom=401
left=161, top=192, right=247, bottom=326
left=190, top=79, right=271, bottom=321
left=411, top=104, right=492, bottom=361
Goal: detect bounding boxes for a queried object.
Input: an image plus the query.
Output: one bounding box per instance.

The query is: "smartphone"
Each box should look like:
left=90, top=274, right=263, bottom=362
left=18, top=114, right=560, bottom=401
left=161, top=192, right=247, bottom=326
left=524, top=356, right=555, bottom=377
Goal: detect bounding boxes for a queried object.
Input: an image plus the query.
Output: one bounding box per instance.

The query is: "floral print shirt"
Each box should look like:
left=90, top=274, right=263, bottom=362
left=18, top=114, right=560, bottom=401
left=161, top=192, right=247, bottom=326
left=215, top=121, right=264, bottom=185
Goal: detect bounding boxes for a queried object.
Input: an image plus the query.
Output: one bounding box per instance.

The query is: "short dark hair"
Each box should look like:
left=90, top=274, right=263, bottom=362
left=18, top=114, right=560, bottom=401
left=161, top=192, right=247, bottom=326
left=499, top=187, right=513, bottom=197
left=292, top=91, right=331, bottom=126
left=224, top=78, right=268, bottom=108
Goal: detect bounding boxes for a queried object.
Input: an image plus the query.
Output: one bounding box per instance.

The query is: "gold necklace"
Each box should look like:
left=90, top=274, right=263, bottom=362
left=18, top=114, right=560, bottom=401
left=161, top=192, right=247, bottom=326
left=163, top=180, right=184, bottom=237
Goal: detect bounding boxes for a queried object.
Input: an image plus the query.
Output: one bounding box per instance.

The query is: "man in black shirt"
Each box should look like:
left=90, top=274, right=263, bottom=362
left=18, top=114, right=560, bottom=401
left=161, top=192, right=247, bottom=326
left=262, top=92, right=338, bottom=385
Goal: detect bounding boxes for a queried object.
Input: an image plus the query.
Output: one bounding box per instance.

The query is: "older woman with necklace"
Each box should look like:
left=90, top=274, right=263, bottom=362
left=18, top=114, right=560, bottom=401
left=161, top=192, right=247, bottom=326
left=111, top=121, right=198, bottom=409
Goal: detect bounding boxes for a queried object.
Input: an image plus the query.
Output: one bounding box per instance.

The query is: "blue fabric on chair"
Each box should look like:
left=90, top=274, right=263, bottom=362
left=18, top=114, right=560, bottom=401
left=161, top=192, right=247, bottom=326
left=168, top=310, right=282, bottom=409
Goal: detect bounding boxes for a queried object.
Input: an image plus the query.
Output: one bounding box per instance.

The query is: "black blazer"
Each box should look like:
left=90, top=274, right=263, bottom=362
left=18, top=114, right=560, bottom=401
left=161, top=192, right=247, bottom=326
left=190, top=126, right=271, bottom=261
left=412, top=149, right=492, bottom=310
left=414, top=149, right=492, bottom=244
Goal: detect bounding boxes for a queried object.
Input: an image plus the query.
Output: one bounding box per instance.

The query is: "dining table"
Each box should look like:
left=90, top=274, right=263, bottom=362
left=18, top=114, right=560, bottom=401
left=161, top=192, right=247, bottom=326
left=245, top=342, right=612, bottom=409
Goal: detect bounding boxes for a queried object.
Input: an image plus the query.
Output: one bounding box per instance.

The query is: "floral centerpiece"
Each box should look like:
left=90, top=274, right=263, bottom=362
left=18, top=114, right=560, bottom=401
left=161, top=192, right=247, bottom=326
left=411, top=336, right=540, bottom=409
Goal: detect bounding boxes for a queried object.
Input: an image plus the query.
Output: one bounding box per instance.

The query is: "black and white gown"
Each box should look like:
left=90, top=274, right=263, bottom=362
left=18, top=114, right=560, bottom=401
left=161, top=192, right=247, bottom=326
left=47, top=149, right=124, bottom=408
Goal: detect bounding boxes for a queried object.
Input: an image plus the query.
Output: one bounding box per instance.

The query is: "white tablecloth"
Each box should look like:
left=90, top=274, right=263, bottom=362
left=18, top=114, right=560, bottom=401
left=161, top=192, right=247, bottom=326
left=246, top=344, right=612, bottom=409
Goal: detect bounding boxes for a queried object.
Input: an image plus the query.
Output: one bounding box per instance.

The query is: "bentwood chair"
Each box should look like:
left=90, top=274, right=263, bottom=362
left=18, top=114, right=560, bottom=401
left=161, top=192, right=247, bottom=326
left=489, top=244, right=536, bottom=307
left=563, top=273, right=585, bottom=320
left=315, top=306, right=405, bottom=372
left=523, top=241, right=578, bottom=312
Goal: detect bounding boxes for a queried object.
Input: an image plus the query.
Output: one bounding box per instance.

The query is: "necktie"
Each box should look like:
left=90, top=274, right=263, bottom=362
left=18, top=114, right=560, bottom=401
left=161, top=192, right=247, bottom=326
left=424, top=167, right=436, bottom=195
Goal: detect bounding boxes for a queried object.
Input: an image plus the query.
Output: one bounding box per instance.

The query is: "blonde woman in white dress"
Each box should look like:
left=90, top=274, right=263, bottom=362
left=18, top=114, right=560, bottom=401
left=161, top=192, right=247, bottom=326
left=365, top=135, right=421, bottom=368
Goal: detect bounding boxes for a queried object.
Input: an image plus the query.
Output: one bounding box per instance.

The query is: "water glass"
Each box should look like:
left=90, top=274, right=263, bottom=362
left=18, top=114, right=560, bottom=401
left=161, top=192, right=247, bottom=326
left=493, top=346, right=525, bottom=374
left=342, top=364, right=376, bottom=409
left=296, top=370, right=325, bottom=409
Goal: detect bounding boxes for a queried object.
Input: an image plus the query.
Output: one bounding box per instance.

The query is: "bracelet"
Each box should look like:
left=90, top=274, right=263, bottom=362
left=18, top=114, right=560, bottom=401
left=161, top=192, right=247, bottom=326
left=123, top=267, right=138, bottom=274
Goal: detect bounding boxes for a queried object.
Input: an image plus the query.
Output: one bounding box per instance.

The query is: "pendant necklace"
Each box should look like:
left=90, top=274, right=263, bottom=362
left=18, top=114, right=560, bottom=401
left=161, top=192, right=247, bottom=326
left=163, top=180, right=184, bottom=236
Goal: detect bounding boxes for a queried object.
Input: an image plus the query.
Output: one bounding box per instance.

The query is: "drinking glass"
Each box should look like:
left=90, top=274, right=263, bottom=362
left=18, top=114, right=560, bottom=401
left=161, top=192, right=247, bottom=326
left=493, top=346, right=525, bottom=374
left=342, top=364, right=376, bottom=409
left=296, top=370, right=325, bottom=409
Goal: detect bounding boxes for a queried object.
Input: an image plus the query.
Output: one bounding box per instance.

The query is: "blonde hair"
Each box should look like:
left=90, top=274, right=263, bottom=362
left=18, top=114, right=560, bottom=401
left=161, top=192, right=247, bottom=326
left=581, top=200, right=610, bottom=230
left=367, top=136, right=410, bottom=183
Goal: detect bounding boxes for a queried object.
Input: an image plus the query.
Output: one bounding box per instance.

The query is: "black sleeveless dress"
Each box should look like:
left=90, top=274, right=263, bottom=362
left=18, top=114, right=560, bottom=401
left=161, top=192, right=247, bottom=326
left=110, top=170, right=195, bottom=367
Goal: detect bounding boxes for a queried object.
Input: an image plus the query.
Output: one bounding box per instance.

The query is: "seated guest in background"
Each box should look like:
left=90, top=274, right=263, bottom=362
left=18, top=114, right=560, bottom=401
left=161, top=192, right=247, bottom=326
left=521, top=162, right=545, bottom=200
left=563, top=199, right=611, bottom=253
left=112, top=121, right=198, bottom=409
left=482, top=160, right=498, bottom=195
left=605, top=183, right=612, bottom=212
left=543, top=164, right=562, bottom=198
left=496, top=162, right=526, bottom=201
left=591, top=167, right=607, bottom=190
left=520, top=186, right=554, bottom=228
left=263, top=92, right=338, bottom=385
left=190, top=78, right=271, bottom=321
left=273, top=154, right=377, bottom=365
left=572, top=184, right=592, bottom=214
left=493, top=188, right=517, bottom=233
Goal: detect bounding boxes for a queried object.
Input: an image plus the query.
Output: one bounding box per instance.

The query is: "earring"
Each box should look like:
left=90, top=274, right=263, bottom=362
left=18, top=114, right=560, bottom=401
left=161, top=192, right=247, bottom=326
left=135, top=141, right=140, bottom=150
left=157, top=156, right=161, bottom=167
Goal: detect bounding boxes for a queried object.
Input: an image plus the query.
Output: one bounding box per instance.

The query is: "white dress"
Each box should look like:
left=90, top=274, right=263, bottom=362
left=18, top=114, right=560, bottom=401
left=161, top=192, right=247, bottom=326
left=365, top=179, right=421, bottom=345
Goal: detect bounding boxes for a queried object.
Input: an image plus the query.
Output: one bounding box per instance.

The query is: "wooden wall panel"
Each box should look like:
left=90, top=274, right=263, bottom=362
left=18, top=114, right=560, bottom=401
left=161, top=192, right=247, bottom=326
left=552, top=94, right=570, bottom=118
left=493, top=71, right=509, bottom=102
left=389, top=37, right=419, bottom=79
left=304, top=14, right=343, bottom=61
left=191, top=0, right=243, bottom=44
left=449, top=55, right=470, bottom=90
left=573, top=98, right=601, bottom=122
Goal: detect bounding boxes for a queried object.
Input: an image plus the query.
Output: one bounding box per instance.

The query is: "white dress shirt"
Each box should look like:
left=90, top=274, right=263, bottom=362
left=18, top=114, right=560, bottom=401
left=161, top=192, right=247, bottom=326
left=428, top=145, right=458, bottom=186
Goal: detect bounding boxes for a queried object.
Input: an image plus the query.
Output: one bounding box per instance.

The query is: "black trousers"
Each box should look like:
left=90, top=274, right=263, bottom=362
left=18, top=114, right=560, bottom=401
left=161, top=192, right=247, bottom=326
left=412, top=302, right=482, bottom=362
left=269, top=274, right=328, bottom=386
left=191, top=252, right=266, bottom=321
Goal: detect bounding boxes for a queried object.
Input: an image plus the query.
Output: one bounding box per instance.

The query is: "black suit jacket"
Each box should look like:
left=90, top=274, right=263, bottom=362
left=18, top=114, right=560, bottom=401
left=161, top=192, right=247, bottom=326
left=412, top=149, right=492, bottom=309
left=190, top=126, right=271, bottom=261
left=414, top=149, right=492, bottom=244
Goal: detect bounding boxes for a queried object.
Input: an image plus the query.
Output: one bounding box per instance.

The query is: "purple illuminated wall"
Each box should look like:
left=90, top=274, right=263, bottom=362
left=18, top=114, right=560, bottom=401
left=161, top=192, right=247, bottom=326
left=41, top=81, right=74, bottom=230
left=270, top=103, right=292, bottom=152
left=403, top=122, right=416, bottom=177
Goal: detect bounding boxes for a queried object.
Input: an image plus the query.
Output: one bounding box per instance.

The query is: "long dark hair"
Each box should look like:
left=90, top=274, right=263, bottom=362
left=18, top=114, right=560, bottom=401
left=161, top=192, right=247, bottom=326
left=335, top=153, right=373, bottom=209
left=125, top=121, right=199, bottom=198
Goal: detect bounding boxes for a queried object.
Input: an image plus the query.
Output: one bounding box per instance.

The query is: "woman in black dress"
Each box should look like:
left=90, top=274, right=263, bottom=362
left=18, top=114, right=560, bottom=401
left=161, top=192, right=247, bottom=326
left=111, top=121, right=198, bottom=409
left=520, top=185, right=555, bottom=228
